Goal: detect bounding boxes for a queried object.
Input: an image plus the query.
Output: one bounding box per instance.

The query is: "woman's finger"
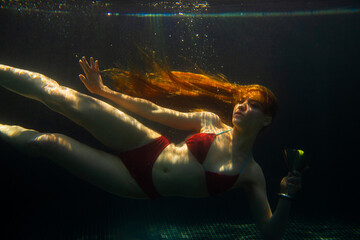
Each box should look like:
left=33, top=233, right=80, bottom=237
left=81, top=56, right=90, bottom=70
left=288, top=175, right=301, bottom=183
left=95, top=60, right=99, bottom=72
left=90, top=57, right=95, bottom=69
left=79, top=74, right=86, bottom=84
left=289, top=170, right=301, bottom=176
left=79, top=60, right=87, bottom=72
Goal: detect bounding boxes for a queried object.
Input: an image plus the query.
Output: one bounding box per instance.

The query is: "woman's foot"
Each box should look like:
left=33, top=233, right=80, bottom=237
left=0, top=64, right=59, bottom=101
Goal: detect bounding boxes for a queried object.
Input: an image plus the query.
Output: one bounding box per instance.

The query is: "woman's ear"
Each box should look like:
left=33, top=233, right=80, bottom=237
left=263, top=116, right=272, bottom=127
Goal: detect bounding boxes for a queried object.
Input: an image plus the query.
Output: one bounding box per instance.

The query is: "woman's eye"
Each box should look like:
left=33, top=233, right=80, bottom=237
left=250, top=101, right=261, bottom=108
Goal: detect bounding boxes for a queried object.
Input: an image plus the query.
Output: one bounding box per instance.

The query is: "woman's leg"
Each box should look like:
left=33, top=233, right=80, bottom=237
left=0, top=64, right=160, bottom=152
left=0, top=123, right=148, bottom=199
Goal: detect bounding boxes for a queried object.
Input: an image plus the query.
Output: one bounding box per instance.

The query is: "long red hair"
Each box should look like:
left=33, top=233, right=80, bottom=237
left=102, top=52, right=278, bottom=125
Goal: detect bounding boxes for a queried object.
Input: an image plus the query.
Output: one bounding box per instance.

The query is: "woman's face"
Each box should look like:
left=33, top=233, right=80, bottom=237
left=232, top=96, right=272, bottom=131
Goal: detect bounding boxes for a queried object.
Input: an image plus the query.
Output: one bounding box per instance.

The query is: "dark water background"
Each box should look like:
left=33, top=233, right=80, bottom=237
left=0, top=1, right=359, bottom=238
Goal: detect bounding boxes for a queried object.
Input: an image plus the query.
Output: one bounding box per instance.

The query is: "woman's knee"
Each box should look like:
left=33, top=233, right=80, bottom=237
left=28, top=133, right=73, bottom=154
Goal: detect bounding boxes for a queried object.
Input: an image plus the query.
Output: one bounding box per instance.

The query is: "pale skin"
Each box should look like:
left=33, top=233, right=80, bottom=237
left=0, top=57, right=302, bottom=240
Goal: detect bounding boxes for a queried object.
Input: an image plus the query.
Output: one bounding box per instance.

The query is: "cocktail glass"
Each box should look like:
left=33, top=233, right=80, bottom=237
left=282, top=149, right=309, bottom=172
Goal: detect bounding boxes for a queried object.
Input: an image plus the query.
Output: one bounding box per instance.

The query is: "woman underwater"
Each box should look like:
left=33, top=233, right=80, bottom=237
left=0, top=56, right=302, bottom=240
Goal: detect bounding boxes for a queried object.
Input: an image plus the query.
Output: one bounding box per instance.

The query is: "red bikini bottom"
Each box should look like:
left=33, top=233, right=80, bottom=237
left=118, top=136, right=170, bottom=200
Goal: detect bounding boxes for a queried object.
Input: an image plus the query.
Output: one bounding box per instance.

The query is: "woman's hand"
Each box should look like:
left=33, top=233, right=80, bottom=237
left=79, top=56, right=105, bottom=94
left=280, top=170, right=302, bottom=196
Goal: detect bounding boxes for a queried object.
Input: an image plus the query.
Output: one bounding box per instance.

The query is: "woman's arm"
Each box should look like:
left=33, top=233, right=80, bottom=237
left=245, top=164, right=302, bottom=240
left=79, top=57, right=213, bottom=131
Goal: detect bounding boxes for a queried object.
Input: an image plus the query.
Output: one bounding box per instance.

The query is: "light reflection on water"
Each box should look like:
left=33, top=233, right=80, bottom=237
left=116, top=9, right=360, bottom=18
left=1, top=1, right=359, bottom=17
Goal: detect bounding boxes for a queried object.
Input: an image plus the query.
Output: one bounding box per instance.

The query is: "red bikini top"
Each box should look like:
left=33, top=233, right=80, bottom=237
left=186, top=130, right=251, bottom=196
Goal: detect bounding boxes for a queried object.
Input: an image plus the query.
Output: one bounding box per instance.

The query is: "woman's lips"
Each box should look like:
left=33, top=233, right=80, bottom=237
left=234, top=112, right=244, bottom=117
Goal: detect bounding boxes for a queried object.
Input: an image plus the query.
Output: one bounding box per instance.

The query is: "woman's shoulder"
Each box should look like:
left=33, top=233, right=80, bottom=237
left=240, top=158, right=266, bottom=189
left=199, top=111, right=228, bottom=129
